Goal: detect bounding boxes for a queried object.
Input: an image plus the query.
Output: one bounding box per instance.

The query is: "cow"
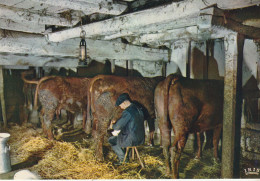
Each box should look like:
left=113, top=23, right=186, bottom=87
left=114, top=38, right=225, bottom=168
left=22, top=73, right=90, bottom=140
left=154, top=74, right=223, bottom=178
left=84, top=74, right=164, bottom=160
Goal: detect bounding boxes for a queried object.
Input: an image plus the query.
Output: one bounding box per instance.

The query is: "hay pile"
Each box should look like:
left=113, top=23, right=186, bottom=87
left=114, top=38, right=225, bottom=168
left=8, top=123, right=50, bottom=163
left=7, top=123, right=166, bottom=179
left=7, top=123, right=221, bottom=179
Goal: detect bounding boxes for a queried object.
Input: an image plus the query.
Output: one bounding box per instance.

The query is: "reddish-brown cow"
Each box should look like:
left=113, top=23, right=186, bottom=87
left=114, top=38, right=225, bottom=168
left=154, top=74, right=223, bottom=178
left=85, top=74, right=164, bottom=160
left=22, top=74, right=90, bottom=140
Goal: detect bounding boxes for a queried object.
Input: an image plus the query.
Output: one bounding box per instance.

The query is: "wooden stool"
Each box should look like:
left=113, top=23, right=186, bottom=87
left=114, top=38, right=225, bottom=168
left=122, top=146, right=144, bottom=168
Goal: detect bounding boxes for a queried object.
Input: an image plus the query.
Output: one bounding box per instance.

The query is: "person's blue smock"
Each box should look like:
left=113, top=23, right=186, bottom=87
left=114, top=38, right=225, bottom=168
left=112, top=103, right=145, bottom=148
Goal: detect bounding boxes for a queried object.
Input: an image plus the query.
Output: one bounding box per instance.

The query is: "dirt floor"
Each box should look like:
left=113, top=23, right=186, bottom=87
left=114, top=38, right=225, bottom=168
left=1, top=122, right=259, bottom=179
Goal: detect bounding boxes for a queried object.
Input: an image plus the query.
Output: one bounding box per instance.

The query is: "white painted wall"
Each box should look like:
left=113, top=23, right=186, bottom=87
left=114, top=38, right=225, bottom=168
left=168, top=41, right=190, bottom=76
left=243, top=39, right=258, bottom=86
left=114, top=59, right=164, bottom=77
left=132, top=61, right=163, bottom=77
left=166, top=38, right=259, bottom=87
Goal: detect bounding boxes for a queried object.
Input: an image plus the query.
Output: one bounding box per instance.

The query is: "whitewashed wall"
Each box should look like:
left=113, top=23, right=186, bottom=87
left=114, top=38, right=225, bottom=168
left=166, top=39, right=259, bottom=87
left=243, top=39, right=258, bottom=86
left=114, top=59, right=164, bottom=77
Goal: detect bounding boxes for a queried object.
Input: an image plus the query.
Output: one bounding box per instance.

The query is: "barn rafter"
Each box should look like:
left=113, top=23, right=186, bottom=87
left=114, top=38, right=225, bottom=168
left=0, top=0, right=259, bottom=64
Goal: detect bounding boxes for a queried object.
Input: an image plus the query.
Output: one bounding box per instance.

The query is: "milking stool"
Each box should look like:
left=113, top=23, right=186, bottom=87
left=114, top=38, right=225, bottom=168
left=122, top=146, right=144, bottom=168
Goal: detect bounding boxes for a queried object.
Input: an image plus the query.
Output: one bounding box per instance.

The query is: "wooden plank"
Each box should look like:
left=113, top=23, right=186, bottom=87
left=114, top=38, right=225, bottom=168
left=104, top=13, right=199, bottom=41
left=0, top=54, right=79, bottom=67
left=243, top=19, right=260, bottom=28
left=46, top=0, right=209, bottom=42
left=257, top=43, right=260, bottom=89
left=30, top=0, right=127, bottom=15
left=221, top=33, right=244, bottom=178
left=0, top=66, right=7, bottom=129
left=215, top=0, right=260, bottom=9
left=0, top=5, right=78, bottom=27
left=46, top=0, right=260, bottom=42
left=0, top=18, right=45, bottom=34
left=138, top=26, right=199, bottom=43
left=212, top=15, right=260, bottom=39
left=0, top=30, right=169, bottom=62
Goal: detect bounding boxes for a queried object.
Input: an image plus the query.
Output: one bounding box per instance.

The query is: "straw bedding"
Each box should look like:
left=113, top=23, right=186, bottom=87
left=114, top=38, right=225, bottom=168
left=7, top=123, right=166, bottom=179
left=7, top=123, right=223, bottom=179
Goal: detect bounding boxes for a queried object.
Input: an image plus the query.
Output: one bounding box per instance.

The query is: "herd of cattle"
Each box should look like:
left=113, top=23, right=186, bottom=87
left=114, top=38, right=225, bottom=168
left=21, top=71, right=224, bottom=179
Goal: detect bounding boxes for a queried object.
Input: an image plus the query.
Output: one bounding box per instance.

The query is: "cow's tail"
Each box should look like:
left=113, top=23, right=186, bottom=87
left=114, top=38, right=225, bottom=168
left=163, top=74, right=179, bottom=124
left=33, top=76, right=56, bottom=110
left=85, top=76, right=103, bottom=134
left=21, top=71, right=39, bottom=84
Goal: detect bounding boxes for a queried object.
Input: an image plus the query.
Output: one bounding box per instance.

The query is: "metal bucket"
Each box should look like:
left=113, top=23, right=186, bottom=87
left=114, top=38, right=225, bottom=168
left=0, top=133, right=11, bottom=174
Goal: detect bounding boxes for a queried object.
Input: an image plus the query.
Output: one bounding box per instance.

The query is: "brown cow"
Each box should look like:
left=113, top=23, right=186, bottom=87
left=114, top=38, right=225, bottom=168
left=85, top=74, right=164, bottom=160
left=154, top=74, right=223, bottom=178
left=22, top=74, right=90, bottom=140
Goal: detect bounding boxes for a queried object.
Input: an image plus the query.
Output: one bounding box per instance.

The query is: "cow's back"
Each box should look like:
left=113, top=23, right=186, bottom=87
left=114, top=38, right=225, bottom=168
left=91, top=75, right=163, bottom=119
left=168, top=78, right=224, bottom=132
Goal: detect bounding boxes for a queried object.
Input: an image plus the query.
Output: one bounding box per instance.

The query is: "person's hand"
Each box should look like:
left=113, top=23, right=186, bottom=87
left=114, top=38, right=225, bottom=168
left=111, top=119, right=117, bottom=124
left=109, top=119, right=116, bottom=129
left=112, top=130, right=121, bottom=136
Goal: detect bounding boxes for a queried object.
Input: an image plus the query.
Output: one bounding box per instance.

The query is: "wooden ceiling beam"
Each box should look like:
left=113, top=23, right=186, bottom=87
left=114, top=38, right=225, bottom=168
left=30, top=0, right=127, bottom=15
left=0, top=53, right=79, bottom=68
left=47, top=0, right=260, bottom=42
left=0, top=5, right=79, bottom=27
left=0, top=19, right=45, bottom=34
left=0, top=30, right=169, bottom=62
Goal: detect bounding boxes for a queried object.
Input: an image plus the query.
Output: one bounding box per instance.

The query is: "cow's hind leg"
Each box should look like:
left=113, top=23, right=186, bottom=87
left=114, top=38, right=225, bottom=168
left=43, top=109, right=55, bottom=140
left=95, top=117, right=110, bottom=161
left=213, top=126, right=222, bottom=163
left=170, top=134, right=187, bottom=179
left=160, top=124, right=171, bottom=176
left=39, top=90, right=58, bottom=140
left=146, top=117, right=155, bottom=146
left=195, top=132, right=203, bottom=159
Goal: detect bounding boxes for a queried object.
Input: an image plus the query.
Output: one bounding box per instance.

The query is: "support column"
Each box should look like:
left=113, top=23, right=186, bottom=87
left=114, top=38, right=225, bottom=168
left=111, top=59, right=115, bottom=74
left=257, top=42, right=260, bottom=90
left=221, top=33, right=244, bottom=178
left=0, top=66, right=7, bottom=129
left=128, top=60, right=133, bottom=76
left=257, top=42, right=260, bottom=120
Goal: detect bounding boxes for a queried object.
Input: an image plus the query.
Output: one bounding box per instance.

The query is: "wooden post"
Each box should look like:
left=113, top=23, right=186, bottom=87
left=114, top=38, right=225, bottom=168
left=221, top=33, right=244, bottom=178
left=128, top=60, right=133, bottom=76
left=257, top=42, right=260, bottom=90
left=186, top=41, right=191, bottom=78
left=0, top=66, right=7, bottom=129
left=162, top=62, right=167, bottom=77
left=256, top=42, right=260, bottom=121
left=126, top=60, right=128, bottom=76
left=111, top=60, right=115, bottom=74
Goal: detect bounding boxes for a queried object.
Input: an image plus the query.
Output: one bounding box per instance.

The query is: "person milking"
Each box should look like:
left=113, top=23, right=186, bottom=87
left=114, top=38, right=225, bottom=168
left=108, top=93, right=145, bottom=165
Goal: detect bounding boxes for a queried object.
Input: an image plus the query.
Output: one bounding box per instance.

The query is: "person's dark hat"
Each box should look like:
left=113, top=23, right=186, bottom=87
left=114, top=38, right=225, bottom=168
left=115, top=93, right=130, bottom=106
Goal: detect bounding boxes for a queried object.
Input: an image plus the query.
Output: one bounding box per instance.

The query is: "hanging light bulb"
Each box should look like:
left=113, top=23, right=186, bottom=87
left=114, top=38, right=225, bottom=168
left=79, top=29, right=87, bottom=66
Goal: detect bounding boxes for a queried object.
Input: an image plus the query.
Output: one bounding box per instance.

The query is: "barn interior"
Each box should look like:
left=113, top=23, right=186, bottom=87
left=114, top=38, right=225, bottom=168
left=0, top=0, right=260, bottom=179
